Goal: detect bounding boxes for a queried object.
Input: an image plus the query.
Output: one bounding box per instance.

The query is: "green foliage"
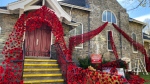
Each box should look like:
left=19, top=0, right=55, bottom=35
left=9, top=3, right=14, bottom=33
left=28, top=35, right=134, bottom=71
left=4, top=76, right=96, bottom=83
left=117, top=59, right=128, bottom=69
left=125, top=72, right=131, bottom=80
left=139, top=72, right=150, bottom=80
left=78, top=57, right=91, bottom=69
left=102, top=58, right=110, bottom=64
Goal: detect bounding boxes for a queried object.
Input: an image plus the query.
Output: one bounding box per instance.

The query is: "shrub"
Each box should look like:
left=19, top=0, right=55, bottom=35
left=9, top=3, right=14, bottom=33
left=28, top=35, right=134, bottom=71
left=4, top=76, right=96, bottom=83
left=78, top=57, right=91, bottom=69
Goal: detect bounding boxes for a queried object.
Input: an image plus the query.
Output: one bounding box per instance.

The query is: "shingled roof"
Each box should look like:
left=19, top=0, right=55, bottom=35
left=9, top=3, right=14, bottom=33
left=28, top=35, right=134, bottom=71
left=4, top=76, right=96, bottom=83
left=59, top=0, right=90, bottom=8
left=143, top=33, right=150, bottom=40
left=0, top=6, right=7, bottom=10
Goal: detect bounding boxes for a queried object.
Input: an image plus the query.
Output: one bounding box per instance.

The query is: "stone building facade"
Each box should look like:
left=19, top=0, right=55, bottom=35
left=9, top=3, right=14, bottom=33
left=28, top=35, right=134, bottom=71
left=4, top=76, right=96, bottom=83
left=59, top=0, right=146, bottom=68
left=0, top=13, right=18, bottom=65
left=0, top=0, right=146, bottom=70
left=143, top=33, right=150, bottom=57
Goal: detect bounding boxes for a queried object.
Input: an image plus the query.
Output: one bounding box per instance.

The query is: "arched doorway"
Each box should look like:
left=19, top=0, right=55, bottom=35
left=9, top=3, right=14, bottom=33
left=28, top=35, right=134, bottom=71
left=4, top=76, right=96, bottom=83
left=1, top=6, right=69, bottom=83
left=25, top=25, right=51, bottom=57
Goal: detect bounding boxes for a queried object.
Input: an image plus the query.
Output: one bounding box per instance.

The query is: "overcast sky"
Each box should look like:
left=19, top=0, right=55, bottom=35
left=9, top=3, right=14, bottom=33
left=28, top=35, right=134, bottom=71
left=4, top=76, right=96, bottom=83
left=0, top=0, right=150, bottom=22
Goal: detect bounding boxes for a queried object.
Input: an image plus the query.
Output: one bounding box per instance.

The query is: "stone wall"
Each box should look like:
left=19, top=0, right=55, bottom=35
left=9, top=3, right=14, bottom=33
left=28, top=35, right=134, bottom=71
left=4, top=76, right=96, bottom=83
left=61, top=6, right=89, bottom=64
left=0, top=13, right=19, bottom=64
left=88, top=0, right=129, bottom=61
left=144, top=42, right=150, bottom=57
left=61, top=0, right=145, bottom=67
left=0, top=14, right=18, bottom=36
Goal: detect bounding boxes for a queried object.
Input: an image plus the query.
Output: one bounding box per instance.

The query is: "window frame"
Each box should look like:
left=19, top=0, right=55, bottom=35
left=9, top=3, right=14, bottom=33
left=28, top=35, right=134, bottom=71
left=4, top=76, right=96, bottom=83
left=102, top=10, right=117, bottom=24
left=0, top=26, right=1, bottom=34
left=69, top=23, right=83, bottom=49
left=131, top=33, right=138, bottom=53
left=107, top=30, right=113, bottom=51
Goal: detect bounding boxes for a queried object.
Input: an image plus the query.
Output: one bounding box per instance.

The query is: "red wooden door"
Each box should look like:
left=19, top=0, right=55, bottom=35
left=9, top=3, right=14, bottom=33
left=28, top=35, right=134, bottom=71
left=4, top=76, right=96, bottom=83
left=25, top=25, right=51, bottom=57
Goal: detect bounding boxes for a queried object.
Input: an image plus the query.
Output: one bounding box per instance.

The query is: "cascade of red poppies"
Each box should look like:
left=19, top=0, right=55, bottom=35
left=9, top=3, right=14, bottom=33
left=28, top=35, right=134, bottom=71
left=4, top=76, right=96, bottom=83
left=112, top=23, right=150, bottom=72
left=109, top=31, right=119, bottom=60
left=0, top=6, right=69, bottom=83
left=0, top=5, right=149, bottom=84
left=69, top=22, right=108, bottom=55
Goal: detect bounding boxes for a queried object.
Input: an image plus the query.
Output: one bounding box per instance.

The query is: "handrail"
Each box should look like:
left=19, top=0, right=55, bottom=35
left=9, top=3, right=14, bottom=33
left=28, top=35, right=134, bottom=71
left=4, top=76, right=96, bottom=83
left=10, top=40, right=25, bottom=80
left=55, top=43, right=68, bottom=62
left=22, top=40, right=25, bottom=80
left=53, top=43, right=74, bottom=83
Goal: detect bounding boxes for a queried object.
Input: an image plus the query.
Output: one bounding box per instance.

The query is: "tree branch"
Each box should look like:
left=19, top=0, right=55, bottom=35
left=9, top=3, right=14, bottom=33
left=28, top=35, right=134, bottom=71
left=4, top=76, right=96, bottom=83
left=127, top=0, right=145, bottom=11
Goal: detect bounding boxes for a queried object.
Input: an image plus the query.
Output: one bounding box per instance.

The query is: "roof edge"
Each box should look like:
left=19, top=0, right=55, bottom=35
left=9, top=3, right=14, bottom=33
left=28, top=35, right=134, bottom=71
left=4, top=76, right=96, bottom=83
left=129, top=18, right=146, bottom=27
left=0, top=9, right=10, bottom=14
left=59, top=2, right=91, bottom=11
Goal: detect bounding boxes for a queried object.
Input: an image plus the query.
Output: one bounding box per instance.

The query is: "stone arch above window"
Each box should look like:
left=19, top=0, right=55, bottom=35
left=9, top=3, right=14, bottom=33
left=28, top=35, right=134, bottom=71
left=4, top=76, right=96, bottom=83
left=102, top=10, right=117, bottom=24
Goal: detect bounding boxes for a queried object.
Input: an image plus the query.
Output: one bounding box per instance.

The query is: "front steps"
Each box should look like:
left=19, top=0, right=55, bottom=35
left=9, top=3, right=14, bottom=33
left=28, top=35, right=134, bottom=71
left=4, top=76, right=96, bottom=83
left=23, top=57, right=64, bottom=84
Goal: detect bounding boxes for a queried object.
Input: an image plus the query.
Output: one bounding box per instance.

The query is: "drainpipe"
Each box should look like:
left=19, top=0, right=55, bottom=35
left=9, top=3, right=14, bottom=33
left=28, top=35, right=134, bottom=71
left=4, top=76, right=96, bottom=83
left=69, top=6, right=74, bottom=16
left=142, top=25, right=146, bottom=65
left=88, top=11, right=91, bottom=57
left=119, top=12, right=122, bottom=58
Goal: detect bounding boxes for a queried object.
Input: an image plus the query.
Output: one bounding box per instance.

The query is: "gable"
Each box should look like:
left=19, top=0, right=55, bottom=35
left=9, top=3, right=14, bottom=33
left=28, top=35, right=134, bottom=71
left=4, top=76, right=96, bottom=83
left=59, top=0, right=89, bottom=8
left=6, top=0, right=71, bottom=22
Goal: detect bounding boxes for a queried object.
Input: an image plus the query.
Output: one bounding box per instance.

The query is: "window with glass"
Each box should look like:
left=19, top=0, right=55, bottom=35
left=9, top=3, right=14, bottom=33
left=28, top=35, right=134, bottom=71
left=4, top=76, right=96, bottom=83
left=102, top=10, right=117, bottom=24
left=132, top=33, right=138, bottom=53
left=69, top=23, right=83, bottom=48
left=107, top=31, right=113, bottom=51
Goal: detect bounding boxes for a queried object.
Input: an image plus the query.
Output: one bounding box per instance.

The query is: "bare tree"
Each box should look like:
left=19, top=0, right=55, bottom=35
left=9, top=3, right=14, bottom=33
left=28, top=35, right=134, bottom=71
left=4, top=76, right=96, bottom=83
left=118, top=0, right=150, bottom=11
left=143, top=19, right=150, bottom=34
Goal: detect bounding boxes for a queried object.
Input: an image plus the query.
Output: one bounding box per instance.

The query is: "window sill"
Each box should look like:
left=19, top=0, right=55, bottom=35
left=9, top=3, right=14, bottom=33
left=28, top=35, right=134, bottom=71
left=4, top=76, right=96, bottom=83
left=133, top=51, right=138, bottom=53
left=108, top=50, right=113, bottom=52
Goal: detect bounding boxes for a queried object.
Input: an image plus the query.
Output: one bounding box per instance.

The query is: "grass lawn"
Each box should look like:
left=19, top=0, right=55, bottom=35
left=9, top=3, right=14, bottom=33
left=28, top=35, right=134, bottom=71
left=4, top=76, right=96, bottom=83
left=139, top=72, right=150, bottom=84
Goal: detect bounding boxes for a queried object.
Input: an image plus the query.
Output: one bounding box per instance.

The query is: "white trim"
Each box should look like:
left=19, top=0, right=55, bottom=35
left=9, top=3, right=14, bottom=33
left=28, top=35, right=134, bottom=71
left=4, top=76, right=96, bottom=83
left=7, top=0, right=32, bottom=10
left=107, top=30, right=113, bottom=51
left=102, top=10, right=117, bottom=24
left=129, top=18, right=146, bottom=27
left=59, top=2, right=91, bottom=11
left=75, top=23, right=83, bottom=49
left=131, top=32, right=138, bottom=53
left=0, top=9, right=10, bottom=14
left=0, top=26, right=1, bottom=34
left=144, top=39, right=150, bottom=42
left=51, top=33, right=54, bottom=45
left=24, top=6, right=42, bottom=11
left=46, top=0, right=71, bottom=21
left=121, top=57, right=132, bottom=71
left=42, top=0, right=45, bottom=6
left=7, top=0, right=71, bottom=22
left=50, top=32, right=53, bottom=58
left=69, top=22, right=83, bottom=49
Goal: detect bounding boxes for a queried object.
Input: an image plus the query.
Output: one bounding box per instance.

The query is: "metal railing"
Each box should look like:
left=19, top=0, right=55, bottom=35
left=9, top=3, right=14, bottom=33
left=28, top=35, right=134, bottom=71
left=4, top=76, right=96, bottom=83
left=11, top=40, right=25, bottom=80
left=52, top=43, right=74, bottom=83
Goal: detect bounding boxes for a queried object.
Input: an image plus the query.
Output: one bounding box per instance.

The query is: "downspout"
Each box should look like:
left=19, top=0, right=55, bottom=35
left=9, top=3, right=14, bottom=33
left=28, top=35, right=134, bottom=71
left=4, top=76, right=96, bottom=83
left=88, top=11, right=91, bottom=57
left=119, top=12, right=122, bottom=58
left=142, top=25, right=146, bottom=66
left=69, top=6, right=74, bottom=16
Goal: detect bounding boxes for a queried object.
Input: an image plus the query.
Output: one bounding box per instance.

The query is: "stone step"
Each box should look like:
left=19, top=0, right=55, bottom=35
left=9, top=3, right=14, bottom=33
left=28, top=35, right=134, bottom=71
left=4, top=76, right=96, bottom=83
left=24, top=59, right=57, bottom=64
left=25, top=56, right=50, bottom=59
left=24, top=68, right=61, bottom=74
left=24, top=64, right=59, bottom=69
left=23, top=74, right=63, bottom=81
left=23, top=58, right=64, bottom=84
left=24, top=79, right=64, bottom=84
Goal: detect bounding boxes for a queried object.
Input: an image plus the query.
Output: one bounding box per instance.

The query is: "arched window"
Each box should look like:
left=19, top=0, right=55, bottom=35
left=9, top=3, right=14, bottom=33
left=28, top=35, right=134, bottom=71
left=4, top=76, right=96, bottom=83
left=102, top=10, right=117, bottom=24
left=132, top=33, right=138, bottom=53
